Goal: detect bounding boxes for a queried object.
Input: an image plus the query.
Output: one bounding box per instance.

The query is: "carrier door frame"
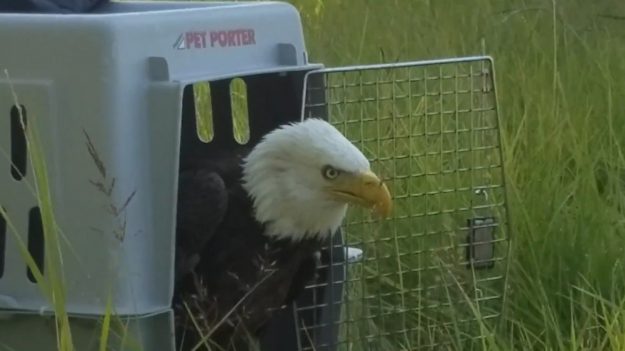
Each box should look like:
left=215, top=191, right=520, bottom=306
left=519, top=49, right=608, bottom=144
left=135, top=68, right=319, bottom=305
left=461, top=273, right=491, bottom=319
left=289, top=55, right=512, bottom=351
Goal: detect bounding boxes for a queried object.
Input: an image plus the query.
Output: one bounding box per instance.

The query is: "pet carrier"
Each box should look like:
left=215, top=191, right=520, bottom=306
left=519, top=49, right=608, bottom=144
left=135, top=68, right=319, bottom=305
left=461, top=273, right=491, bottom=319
left=0, top=1, right=509, bottom=350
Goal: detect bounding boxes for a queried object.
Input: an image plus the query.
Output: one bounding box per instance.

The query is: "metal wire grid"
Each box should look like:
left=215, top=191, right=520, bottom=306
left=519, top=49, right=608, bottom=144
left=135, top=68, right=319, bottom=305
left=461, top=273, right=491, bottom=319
left=296, top=56, right=510, bottom=351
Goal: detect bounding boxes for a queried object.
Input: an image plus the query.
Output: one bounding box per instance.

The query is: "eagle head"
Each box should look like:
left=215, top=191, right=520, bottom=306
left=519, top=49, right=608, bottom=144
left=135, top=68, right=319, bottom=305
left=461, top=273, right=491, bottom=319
left=242, top=118, right=392, bottom=241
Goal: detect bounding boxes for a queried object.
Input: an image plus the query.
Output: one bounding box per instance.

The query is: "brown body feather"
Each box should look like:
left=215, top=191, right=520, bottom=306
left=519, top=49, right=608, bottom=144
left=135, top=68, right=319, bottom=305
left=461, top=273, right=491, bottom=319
left=174, top=152, right=323, bottom=351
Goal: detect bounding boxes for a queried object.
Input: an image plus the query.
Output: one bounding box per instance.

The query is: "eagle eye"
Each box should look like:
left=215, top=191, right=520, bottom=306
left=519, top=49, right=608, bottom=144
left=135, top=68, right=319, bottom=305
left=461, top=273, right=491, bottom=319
left=322, top=165, right=340, bottom=180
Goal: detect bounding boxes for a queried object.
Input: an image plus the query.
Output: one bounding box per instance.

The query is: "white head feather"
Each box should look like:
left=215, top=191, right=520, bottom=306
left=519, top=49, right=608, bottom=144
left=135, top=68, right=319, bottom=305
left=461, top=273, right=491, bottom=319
left=242, top=118, right=370, bottom=241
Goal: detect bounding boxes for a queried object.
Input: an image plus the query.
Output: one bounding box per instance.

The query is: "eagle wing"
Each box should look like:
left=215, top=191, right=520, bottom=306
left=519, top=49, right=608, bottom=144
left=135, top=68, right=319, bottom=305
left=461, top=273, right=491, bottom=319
left=175, top=167, right=229, bottom=281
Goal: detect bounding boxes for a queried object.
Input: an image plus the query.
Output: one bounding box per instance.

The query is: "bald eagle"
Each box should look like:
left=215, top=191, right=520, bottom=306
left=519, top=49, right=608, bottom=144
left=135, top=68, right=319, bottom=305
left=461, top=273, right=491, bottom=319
left=173, top=118, right=392, bottom=351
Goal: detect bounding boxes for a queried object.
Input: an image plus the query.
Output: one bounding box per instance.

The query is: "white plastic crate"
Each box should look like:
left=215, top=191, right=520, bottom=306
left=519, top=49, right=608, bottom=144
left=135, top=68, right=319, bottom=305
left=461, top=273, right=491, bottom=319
left=0, top=0, right=317, bottom=317
left=0, top=2, right=510, bottom=350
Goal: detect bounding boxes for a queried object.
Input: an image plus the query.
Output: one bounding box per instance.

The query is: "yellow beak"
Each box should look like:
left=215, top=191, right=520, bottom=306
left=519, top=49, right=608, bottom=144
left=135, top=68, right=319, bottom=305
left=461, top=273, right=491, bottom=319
left=327, top=170, right=393, bottom=218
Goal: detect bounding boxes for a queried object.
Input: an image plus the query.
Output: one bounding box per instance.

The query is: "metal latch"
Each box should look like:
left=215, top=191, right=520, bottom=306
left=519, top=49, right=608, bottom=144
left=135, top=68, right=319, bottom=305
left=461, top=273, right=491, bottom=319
left=465, top=216, right=497, bottom=270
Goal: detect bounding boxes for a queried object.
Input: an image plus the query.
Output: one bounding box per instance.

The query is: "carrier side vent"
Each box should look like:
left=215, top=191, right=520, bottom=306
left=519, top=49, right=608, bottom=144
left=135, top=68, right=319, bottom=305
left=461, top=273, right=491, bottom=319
left=10, top=105, right=27, bottom=181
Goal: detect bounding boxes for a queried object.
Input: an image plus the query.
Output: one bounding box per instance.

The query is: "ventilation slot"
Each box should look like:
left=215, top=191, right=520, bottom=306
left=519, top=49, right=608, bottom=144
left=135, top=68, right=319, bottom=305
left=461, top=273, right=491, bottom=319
left=27, top=207, right=44, bottom=282
left=230, top=78, right=249, bottom=144
left=10, top=105, right=27, bottom=180
left=0, top=208, right=6, bottom=279
left=193, top=82, right=214, bottom=143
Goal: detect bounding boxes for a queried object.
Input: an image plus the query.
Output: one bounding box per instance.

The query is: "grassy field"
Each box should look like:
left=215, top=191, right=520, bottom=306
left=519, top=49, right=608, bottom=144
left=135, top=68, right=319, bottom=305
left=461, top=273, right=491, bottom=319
left=286, top=0, right=625, bottom=350
left=5, top=0, right=625, bottom=350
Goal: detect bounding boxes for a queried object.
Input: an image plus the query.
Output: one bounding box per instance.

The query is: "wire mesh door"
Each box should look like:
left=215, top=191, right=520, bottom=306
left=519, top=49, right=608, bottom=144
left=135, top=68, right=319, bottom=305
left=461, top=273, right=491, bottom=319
left=295, top=56, right=510, bottom=351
